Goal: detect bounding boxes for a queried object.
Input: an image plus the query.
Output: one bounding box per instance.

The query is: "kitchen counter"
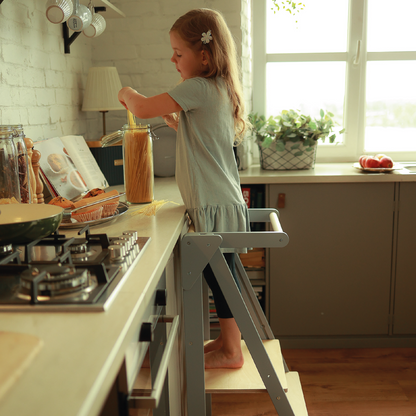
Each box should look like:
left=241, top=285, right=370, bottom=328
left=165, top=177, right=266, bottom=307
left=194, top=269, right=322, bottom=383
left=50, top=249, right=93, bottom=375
left=239, top=163, right=416, bottom=184
left=1, top=163, right=415, bottom=415
left=0, top=177, right=187, bottom=416
left=239, top=163, right=416, bottom=348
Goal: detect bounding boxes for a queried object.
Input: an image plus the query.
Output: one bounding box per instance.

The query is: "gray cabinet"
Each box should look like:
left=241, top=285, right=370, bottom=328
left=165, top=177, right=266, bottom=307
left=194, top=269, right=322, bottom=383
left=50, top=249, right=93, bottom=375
left=268, top=183, right=395, bottom=337
left=393, top=182, right=416, bottom=334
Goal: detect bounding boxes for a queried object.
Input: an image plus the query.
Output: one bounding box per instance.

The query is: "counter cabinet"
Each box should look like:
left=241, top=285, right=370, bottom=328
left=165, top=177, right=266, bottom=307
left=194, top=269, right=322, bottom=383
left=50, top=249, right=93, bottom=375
left=240, top=180, right=416, bottom=348
left=100, top=245, right=184, bottom=416
left=393, top=182, right=416, bottom=335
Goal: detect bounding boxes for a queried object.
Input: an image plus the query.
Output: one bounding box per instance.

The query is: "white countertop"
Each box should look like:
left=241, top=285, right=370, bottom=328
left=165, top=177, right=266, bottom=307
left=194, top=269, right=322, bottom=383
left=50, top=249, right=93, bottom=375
left=239, top=163, right=416, bottom=184
left=0, top=177, right=187, bottom=416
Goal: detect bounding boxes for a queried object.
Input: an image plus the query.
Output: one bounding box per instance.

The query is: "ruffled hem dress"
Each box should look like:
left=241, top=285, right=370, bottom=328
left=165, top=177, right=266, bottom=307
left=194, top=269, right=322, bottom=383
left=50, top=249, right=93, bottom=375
left=168, top=77, right=250, bottom=237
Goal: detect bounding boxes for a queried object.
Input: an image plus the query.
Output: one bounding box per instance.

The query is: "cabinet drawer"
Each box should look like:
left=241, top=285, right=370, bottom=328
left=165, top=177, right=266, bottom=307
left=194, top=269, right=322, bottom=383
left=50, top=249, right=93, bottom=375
left=129, top=315, right=179, bottom=411
left=125, top=274, right=167, bottom=391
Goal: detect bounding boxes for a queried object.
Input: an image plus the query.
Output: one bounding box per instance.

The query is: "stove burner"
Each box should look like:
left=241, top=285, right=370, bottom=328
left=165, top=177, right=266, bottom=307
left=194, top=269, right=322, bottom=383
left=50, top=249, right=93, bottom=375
left=69, top=238, right=88, bottom=253
left=68, top=239, right=95, bottom=260
left=18, top=265, right=97, bottom=300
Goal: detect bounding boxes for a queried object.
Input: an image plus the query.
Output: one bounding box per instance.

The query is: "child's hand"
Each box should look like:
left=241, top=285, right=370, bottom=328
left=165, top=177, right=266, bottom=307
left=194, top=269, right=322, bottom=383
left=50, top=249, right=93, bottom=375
left=162, top=113, right=179, bottom=131
left=118, top=87, right=136, bottom=110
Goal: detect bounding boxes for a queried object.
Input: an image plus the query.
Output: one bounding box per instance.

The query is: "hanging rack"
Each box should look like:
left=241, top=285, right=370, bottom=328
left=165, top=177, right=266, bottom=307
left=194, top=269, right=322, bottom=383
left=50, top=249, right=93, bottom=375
left=63, top=1, right=106, bottom=54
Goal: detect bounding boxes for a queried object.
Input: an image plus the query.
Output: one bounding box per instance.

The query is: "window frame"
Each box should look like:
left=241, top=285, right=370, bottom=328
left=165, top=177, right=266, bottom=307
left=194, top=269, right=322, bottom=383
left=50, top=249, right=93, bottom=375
left=252, top=0, right=416, bottom=162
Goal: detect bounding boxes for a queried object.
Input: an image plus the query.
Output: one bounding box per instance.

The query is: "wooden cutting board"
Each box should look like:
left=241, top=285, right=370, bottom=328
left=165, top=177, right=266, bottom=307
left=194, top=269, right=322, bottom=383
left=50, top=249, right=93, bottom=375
left=0, top=331, right=43, bottom=401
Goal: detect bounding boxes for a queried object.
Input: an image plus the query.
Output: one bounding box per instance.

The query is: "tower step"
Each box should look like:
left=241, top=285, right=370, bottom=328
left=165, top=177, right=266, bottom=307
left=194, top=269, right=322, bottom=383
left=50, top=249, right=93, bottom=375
left=132, top=340, right=287, bottom=394
left=204, top=339, right=287, bottom=393
left=286, top=371, right=309, bottom=416
left=132, top=341, right=308, bottom=415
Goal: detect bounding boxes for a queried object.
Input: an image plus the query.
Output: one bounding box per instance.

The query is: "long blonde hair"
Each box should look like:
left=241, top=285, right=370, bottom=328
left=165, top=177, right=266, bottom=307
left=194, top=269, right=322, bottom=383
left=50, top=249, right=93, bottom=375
left=170, top=9, right=248, bottom=144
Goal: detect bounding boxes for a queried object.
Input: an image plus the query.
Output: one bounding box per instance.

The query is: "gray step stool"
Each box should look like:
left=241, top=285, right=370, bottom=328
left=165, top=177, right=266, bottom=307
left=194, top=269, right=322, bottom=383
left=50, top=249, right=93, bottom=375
left=181, top=208, right=308, bottom=416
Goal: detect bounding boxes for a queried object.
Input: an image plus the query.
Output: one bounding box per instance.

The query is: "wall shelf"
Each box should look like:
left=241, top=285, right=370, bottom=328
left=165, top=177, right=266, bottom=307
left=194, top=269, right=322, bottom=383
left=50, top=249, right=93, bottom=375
left=63, top=2, right=124, bottom=54
left=80, top=0, right=125, bottom=18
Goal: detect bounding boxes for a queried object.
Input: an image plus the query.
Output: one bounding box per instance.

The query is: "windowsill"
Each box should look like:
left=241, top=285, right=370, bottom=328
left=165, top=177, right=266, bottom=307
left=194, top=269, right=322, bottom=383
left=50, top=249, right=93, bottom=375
left=239, top=163, right=416, bottom=184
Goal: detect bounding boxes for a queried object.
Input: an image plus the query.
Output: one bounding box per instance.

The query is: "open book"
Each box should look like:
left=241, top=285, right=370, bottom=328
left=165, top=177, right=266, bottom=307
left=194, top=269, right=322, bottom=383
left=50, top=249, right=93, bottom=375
left=34, top=135, right=109, bottom=201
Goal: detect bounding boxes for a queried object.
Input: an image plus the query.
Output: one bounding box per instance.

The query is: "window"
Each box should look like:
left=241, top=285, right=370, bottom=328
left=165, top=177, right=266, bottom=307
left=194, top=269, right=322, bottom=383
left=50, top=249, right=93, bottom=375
left=253, top=0, right=416, bottom=162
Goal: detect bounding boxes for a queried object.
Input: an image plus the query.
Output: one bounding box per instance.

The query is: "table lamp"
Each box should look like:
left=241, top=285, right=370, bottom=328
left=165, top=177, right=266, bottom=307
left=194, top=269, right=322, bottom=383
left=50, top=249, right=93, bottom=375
left=82, top=67, right=124, bottom=137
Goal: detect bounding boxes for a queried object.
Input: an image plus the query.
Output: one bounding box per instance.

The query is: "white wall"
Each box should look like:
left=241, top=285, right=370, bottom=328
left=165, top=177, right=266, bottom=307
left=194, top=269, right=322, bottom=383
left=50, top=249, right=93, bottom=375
left=0, top=0, right=252, bottom=148
left=96, top=0, right=253, bottom=140
left=0, top=0, right=93, bottom=141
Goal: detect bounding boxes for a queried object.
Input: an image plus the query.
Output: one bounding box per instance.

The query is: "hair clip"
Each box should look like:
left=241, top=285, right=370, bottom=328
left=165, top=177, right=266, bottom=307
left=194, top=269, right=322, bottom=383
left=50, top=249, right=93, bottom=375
left=201, top=30, right=212, bottom=44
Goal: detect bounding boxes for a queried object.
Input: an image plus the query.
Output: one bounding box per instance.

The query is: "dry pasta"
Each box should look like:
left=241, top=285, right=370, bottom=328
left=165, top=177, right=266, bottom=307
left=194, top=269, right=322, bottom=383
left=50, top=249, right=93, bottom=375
left=123, top=111, right=154, bottom=203
left=127, top=109, right=136, bottom=128
left=130, top=200, right=179, bottom=217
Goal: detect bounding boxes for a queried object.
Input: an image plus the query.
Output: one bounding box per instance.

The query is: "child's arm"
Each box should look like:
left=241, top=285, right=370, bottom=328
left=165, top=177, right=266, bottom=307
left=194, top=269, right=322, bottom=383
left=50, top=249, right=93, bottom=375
left=118, top=87, right=182, bottom=120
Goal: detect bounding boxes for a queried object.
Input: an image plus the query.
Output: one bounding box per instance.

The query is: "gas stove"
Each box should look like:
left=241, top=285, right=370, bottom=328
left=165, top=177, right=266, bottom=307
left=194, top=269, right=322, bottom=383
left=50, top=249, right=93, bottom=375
left=0, top=226, right=150, bottom=312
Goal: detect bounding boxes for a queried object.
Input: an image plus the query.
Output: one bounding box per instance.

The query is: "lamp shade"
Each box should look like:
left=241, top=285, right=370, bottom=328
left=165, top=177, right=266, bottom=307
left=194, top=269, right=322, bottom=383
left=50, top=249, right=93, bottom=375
left=82, top=67, right=124, bottom=112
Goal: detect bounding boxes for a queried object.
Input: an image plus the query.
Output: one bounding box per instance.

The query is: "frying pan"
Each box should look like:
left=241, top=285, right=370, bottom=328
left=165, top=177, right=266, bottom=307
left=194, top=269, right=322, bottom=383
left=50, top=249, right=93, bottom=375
left=0, top=204, right=63, bottom=245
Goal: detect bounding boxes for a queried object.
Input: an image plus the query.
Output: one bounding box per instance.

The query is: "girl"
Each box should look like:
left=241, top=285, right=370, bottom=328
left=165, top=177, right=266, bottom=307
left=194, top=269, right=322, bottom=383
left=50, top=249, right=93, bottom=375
left=118, top=8, right=250, bottom=369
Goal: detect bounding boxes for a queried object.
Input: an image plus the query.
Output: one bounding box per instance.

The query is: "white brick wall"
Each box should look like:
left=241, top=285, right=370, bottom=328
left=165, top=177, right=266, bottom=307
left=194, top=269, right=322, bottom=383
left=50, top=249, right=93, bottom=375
left=93, top=0, right=253, bottom=139
left=0, top=0, right=252, bottom=149
left=0, top=0, right=92, bottom=141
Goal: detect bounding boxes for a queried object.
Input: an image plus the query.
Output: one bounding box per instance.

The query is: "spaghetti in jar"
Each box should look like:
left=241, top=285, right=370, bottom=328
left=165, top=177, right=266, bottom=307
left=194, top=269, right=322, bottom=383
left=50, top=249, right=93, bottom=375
left=123, top=124, right=154, bottom=204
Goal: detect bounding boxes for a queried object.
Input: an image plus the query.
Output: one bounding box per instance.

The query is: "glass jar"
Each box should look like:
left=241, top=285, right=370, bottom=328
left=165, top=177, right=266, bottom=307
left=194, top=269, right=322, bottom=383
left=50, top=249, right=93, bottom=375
left=0, top=126, right=21, bottom=203
left=0, top=125, right=31, bottom=203
left=122, top=124, right=154, bottom=204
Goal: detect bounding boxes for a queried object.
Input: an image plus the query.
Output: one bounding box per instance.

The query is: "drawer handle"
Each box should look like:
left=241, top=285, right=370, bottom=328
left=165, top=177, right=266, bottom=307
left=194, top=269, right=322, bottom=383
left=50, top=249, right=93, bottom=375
left=129, top=315, right=180, bottom=409
left=139, top=322, right=153, bottom=343
left=155, top=289, right=167, bottom=306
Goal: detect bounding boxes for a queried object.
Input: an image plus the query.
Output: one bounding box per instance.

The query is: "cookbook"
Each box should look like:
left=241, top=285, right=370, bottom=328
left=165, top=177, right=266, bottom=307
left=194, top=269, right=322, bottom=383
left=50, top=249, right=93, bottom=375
left=34, top=135, right=109, bottom=201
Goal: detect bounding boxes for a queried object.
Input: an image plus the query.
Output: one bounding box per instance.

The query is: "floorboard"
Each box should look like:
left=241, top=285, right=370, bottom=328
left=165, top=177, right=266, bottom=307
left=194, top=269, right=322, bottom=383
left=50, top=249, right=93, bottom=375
left=211, top=348, right=416, bottom=416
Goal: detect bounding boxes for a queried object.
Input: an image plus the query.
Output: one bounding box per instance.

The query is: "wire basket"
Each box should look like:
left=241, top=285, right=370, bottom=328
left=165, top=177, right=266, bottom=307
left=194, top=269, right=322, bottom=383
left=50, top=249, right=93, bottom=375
left=258, top=140, right=317, bottom=170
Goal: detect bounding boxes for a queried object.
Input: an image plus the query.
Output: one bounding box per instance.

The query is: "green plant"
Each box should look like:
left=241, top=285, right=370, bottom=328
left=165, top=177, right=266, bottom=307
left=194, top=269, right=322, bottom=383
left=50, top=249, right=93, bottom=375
left=249, top=109, right=345, bottom=155
left=271, top=1, right=306, bottom=22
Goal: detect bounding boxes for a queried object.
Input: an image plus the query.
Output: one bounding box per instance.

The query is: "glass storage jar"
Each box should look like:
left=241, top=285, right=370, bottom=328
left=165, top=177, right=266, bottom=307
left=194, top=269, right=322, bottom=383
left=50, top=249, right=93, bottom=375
left=10, top=125, right=31, bottom=203
left=123, top=124, right=154, bottom=204
left=0, top=126, right=21, bottom=203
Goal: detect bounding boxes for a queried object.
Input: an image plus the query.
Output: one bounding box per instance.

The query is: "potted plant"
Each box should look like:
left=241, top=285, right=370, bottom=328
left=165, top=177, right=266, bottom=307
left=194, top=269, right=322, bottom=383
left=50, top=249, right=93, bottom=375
left=249, top=109, right=345, bottom=170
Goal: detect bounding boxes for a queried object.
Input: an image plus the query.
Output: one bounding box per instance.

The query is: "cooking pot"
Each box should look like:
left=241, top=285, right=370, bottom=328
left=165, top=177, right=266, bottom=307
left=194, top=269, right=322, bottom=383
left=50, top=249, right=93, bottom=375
left=0, top=204, right=63, bottom=245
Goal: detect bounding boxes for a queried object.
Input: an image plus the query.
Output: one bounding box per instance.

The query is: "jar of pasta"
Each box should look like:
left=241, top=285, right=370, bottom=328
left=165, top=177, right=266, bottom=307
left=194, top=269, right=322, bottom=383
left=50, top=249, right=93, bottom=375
left=0, top=126, right=21, bottom=204
left=122, top=124, right=154, bottom=204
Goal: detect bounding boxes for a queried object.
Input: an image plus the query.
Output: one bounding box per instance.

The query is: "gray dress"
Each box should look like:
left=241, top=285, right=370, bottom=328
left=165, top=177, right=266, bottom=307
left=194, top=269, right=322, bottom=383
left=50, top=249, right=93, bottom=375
left=168, top=77, right=250, bottom=234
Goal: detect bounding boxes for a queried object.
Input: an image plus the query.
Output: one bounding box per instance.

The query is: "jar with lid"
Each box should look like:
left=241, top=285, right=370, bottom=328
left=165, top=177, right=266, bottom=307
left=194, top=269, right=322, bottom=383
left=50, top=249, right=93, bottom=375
left=0, top=126, right=21, bottom=203
left=0, top=125, right=31, bottom=203
left=122, top=124, right=154, bottom=204
left=101, top=123, right=155, bottom=204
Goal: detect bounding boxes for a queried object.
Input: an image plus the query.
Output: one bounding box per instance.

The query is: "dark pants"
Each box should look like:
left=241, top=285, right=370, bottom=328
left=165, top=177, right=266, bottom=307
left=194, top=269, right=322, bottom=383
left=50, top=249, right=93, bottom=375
left=203, top=252, right=240, bottom=319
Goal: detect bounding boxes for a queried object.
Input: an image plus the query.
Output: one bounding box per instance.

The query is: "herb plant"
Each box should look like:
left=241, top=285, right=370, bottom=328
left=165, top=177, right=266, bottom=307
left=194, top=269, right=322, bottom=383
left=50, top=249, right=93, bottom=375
left=249, top=109, right=345, bottom=155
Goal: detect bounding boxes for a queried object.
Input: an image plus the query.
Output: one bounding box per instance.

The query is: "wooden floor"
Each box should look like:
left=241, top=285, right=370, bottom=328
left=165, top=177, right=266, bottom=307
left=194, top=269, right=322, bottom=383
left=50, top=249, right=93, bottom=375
left=211, top=348, right=416, bottom=416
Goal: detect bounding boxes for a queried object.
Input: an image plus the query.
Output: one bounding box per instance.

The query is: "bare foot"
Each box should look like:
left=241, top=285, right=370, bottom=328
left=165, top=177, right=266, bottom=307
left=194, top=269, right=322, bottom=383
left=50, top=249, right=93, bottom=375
left=204, top=337, right=223, bottom=354
left=204, top=347, right=244, bottom=369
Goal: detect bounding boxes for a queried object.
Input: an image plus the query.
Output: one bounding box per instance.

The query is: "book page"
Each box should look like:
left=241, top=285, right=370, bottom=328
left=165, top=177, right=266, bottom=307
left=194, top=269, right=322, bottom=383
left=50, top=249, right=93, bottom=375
left=60, top=135, right=109, bottom=190
left=34, top=137, right=89, bottom=201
